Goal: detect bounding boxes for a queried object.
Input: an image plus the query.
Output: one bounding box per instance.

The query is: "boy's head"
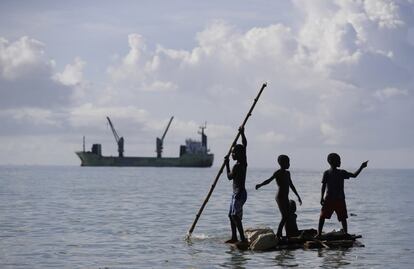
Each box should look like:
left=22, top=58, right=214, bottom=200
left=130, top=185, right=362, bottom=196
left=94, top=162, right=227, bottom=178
left=277, top=154, right=290, bottom=169
left=289, top=200, right=297, bottom=213
left=327, top=153, right=341, bottom=168
left=232, top=144, right=246, bottom=162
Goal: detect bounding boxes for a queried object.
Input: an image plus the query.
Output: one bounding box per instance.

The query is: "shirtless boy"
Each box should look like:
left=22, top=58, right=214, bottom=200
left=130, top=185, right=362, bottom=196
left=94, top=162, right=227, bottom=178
left=256, top=155, right=302, bottom=238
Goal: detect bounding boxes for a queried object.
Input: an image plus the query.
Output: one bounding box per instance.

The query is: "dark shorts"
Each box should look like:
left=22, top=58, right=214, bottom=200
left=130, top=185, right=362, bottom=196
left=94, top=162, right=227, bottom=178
left=229, top=189, right=247, bottom=219
left=320, top=198, right=348, bottom=221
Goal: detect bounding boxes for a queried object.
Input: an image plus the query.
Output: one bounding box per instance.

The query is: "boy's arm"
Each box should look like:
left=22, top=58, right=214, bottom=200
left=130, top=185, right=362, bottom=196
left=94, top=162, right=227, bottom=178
left=239, top=126, right=247, bottom=148
left=225, top=156, right=232, bottom=180
left=256, top=174, right=275, bottom=190
left=289, top=178, right=302, bottom=205
left=320, top=182, right=326, bottom=205
left=349, top=160, right=368, bottom=178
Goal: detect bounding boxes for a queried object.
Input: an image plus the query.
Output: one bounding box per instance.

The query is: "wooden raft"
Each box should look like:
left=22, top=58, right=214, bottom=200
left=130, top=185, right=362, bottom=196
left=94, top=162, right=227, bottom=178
left=230, top=229, right=365, bottom=251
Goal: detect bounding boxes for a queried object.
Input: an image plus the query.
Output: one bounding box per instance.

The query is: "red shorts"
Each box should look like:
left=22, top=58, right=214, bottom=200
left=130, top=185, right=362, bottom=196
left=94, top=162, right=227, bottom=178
left=320, top=198, right=348, bottom=221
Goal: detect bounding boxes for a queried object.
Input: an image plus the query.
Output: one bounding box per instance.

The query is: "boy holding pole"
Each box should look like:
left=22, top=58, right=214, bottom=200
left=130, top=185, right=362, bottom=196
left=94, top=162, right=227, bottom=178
left=225, top=127, right=248, bottom=243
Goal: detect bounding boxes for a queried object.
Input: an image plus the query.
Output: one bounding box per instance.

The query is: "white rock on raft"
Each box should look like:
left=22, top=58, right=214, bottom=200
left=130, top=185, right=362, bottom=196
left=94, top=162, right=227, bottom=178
left=245, top=228, right=279, bottom=251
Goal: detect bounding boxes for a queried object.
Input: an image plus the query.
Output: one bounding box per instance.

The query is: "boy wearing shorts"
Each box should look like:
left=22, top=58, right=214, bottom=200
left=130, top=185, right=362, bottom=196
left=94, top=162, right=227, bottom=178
left=317, top=153, right=368, bottom=236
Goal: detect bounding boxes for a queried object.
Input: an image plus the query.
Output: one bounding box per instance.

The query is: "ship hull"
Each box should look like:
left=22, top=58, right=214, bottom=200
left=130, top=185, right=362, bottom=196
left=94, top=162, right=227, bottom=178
left=76, top=151, right=214, bottom=167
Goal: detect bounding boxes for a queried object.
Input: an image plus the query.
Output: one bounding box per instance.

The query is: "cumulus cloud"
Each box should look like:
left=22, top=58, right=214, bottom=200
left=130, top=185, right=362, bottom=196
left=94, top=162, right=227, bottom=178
left=107, top=33, right=147, bottom=82
left=0, top=36, right=75, bottom=109
left=68, top=103, right=149, bottom=129
left=0, top=36, right=52, bottom=80
left=105, top=0, right=414, bottom=155
left=1, top=0, right=413, bottom=166
left=374, top=87, right=408, bottom=101
left=0, top=107, right=57, bottom=126
left=53, top=57, right=86, bottom=86
left=258, top=131, right=287, bottom=144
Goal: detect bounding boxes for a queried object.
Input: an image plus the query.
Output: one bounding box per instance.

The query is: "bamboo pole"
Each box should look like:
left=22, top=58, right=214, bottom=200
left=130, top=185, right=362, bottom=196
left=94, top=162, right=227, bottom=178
left=187, top=82, right=267, bottom=238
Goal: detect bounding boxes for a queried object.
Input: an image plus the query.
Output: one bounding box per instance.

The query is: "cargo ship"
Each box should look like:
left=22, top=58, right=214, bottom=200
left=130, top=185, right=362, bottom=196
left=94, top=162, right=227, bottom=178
left=75, top=116, right=214, bottom=167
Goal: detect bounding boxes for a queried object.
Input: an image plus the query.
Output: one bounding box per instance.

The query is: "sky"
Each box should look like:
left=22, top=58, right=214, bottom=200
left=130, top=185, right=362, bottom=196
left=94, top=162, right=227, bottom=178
left=0, top=0, right=413, bottom=169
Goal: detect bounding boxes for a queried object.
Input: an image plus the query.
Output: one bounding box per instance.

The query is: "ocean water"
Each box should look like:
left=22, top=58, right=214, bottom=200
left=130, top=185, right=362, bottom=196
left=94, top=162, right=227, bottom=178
left=0, top=166, right=413, bottom=268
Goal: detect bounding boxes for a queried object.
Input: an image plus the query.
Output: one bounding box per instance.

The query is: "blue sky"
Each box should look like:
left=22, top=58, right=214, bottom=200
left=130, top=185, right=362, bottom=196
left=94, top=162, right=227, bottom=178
left=1, top=0, right=413, bottom=168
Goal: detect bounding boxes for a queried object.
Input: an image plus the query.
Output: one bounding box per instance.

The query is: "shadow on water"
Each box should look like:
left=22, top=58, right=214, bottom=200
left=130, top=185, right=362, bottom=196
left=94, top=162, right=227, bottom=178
left=274, top=250, right=299, bottom=267
left=317, top=248, right=351, bottom=268
left=221, top=249, right=250, bottom=269
left=186, top=234, right=250, bottom=269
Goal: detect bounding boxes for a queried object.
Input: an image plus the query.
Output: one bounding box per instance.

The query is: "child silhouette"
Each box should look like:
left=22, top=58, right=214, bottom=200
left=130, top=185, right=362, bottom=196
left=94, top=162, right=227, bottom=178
left=317, top=153, right=368, bottom=237
left=256, top=155, right=302, bottom=238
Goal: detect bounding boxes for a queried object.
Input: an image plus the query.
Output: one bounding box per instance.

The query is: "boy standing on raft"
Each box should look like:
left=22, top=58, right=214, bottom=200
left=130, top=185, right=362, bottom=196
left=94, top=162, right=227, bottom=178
left=256, top=155, right=302, bottom=238
left=225, top=127, right=248, bottom=243
left=317, top=153, right=368, bottom=237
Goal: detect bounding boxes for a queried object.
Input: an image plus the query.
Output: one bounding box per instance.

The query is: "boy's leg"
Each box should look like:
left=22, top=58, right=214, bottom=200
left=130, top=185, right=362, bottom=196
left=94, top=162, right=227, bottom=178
left=318, top=199, right=335, bottom=236
left=226, top=195, right=238, bottom=243
left=277, top=200, right=289, bottom=238
left=277, top=215, right=288, bottom=238
left=232, top=215, right=246, bottom=241
left=229, top=191, right=247, bottom=242
left=317, top=217, right=325, bottom=236
left=337, top=199, right=348, bottom=234
left=341, top=219, right=348, bottom=234
left=225, top=215, right=238, bottom=243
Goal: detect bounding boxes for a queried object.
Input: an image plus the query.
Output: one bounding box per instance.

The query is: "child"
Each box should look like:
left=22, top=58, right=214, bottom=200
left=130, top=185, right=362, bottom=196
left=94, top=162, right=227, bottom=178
left=224, top=127, right=247, bottom=243
left=256, top=155, right=302, bottom=238
left=286, top=200, right=300, bottom=237
left=317, top=153, right=368, bottom=237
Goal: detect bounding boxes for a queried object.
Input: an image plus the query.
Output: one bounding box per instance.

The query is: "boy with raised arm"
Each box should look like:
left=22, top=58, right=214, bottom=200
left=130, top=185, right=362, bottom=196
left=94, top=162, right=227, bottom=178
left=256, top=155, right=302, bottom=238
left=317, top=153, right=368, bottom=237
left=224, top=127, right=248, bottom=243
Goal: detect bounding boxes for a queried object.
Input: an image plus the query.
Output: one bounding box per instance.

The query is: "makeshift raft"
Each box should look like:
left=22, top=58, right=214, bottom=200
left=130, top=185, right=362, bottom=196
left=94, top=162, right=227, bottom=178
left=229, top=228, right=364, bottom=251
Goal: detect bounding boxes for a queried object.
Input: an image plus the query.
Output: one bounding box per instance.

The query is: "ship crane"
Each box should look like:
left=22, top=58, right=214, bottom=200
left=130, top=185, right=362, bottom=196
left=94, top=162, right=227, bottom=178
left=156, top=116, right=174, bottom=158
left=106, top=116, right=124, bottom=157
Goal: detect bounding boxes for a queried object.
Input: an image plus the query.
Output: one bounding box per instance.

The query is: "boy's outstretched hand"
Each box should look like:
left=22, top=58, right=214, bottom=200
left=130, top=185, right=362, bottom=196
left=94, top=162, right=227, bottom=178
left=298, top=197, right=302, bottom=206
left=255, top=184, right=262, bottom=190
left=361, top=160, right=369, bottom=169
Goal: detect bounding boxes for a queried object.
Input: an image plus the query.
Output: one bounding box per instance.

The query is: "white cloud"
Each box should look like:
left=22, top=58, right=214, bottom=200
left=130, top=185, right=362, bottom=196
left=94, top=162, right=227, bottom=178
left=103, top=1, right=414, bottom=154
left=0, top=107, right=58, bottom=126
left=107, top=33, right=147, bottom=82
left=53, top=57, right=86, bottom=86
left=68, top=103, right=149, bottom=129
left=0, top=36, right=52, bottom=80
left=364, top=0, right=404, bottom=29
left=257, top=131, right=287, bottom=144
left=143, top=81, right=178, bottom=92
left=320, top=122, right=342, bottom=145
left=1, top=0, right=414, bottom=167
left=0, top=36, right=81, bottom=109
left=374, top=87, right=409, bottom=101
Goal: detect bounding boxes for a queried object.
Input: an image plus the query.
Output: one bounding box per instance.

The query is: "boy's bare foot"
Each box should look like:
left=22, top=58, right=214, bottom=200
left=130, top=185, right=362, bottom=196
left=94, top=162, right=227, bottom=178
left=225, top=238, right=238, bottom=244
left=276, top=232, right=282, bottom=240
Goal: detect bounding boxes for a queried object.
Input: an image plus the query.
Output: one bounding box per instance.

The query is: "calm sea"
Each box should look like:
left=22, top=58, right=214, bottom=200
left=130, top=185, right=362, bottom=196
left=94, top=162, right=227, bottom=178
left=0, top=166, right=413, bottom=268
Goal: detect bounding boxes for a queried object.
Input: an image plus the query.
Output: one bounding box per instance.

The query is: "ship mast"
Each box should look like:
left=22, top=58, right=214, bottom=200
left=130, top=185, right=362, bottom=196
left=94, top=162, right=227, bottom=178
left=156, top=116, right=174, bottom=158
left=106, top=116, right=124, bottom=157
left=198, top=121, right=208, bottom=152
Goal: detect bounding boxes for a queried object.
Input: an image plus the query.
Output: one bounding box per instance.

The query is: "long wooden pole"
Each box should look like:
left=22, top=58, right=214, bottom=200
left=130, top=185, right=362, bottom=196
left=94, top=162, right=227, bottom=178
left=187, top=82, right=267, bottom=238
